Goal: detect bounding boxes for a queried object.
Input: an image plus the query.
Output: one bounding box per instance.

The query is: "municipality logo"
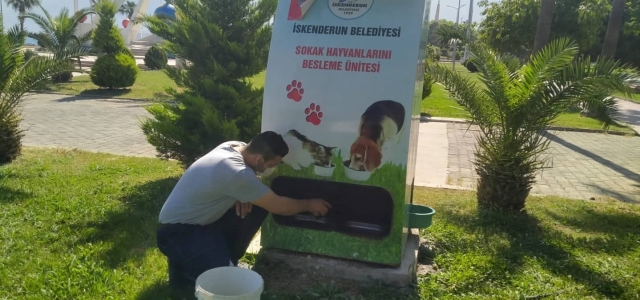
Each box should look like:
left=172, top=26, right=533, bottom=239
left=329, top=0, right=373, bottom=20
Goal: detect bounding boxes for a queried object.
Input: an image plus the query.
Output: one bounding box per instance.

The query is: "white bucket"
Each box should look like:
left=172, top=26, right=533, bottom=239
left=194, top=267, right=264, bottom=300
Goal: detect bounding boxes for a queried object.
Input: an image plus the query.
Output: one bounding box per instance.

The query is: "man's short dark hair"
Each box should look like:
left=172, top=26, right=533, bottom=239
left=246, top=131, right=289, bottom=160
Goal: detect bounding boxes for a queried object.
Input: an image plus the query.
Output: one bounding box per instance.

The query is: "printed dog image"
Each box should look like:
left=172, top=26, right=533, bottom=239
left=349, top=100, right=405, bottom=172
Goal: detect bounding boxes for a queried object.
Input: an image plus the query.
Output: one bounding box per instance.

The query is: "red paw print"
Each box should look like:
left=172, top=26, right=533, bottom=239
left=305, top=103, right=323, bottom=126
left=286, top=80, right=304, bottom=102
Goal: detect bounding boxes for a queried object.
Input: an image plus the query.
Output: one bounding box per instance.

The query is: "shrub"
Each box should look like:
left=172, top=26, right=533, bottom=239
left=89, top=0, right=139, bottom=88
left=94, top=24, right=126, bottom=54
left=53, top=70, right=74, bottom=83
left=0, top=112, right=23, bottom=165
left=22, top=49, right=38, bottom=62
left=92, top=1, right=126, bottom=55
left=440, top=48, right=448, bottom=57
left=90, top=53, right=139, bottom=89
left=144, top=45, right=168, bottom=70
left=138, top=0, right=274, bottom=167
left=120, top=47, right=135, bottom=58
left=455, top=51, right=462, bottom=60
left=423, top=72, right=433, bottom=99
left=430, top=46, right=442, bottom=61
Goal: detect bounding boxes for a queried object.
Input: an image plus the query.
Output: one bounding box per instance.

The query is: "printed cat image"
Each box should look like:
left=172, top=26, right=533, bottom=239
left=349, top=100, right=406, bottom=172
left=282, top=129, right=337, bottom=170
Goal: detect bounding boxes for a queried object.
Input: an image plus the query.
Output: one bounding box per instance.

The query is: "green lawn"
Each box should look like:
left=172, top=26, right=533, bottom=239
left=34, top=71, right=181, bottom=101
left=34, top=70, right=267, bottom=101
left=1, top=149, right=639, bottom=299
left=614, top=91, right=640, bottom=103
left=423, top=63, right=636, bottom=134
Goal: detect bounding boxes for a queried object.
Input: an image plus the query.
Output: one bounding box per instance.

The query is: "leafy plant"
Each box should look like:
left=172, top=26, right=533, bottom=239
left=426, top=45, right=439, bottom=62
left=138, top=0, right=277, bottom=167
left=23, top=4, right=93, bottom=82
left=423, top=72, right=434, bottom=99
left=144, top=45, right=168, bottom=70
left=0, top=20, right=70, bottom=164
left=90, top=52, right=139, bottom=89
left=423, top=46, right=437, bottom=99
left=422, top=72, right=434, bottom=99
left=427, top=38, right=636, bottom=211
left=120, top=46, right=134, bottom=58
left=477, top=0, right=640, bottom=68
left=91, top=0, right=126, bottom=55
left=22, top=49, right=38, bottom=62
left=118, top=0, right=137, bottom=19
left=89, top=0, right=139, bottom=89
left=5, top=0, right=41, bottom=31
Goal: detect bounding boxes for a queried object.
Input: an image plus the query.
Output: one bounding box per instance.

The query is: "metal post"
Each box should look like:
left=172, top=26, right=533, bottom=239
left=448, top=0, right=465, bottom=71
left=463, top=0, right=474, bottom=63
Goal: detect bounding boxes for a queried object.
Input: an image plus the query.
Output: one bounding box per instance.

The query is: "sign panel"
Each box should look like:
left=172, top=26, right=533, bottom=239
left=261, top=0, right=430, bottom=266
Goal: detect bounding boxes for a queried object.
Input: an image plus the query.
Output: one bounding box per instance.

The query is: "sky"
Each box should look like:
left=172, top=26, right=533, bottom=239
left=1, top=0, right=500, bottom=33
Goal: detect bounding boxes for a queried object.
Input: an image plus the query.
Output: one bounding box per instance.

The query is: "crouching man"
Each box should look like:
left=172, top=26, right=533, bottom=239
left=156, top=131, right=332, bottom=291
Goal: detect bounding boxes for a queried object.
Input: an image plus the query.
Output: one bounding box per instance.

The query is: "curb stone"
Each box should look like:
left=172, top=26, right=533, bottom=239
left=26, top=91, right=157, bottom=104
left=420, top=115, right=639, bottom=137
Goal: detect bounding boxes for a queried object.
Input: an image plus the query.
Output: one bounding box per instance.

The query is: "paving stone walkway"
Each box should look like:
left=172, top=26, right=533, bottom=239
left=617, top=99, right=640, bottom=133
left=446, top=123, right=640, bottom=203
left=18, top=93, right=640, bottom=203
left=20, top=94, right=156, bottom=158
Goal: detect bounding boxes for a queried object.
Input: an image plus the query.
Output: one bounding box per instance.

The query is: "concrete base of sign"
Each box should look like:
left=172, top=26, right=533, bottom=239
left=258, top=228, right=421, bottom=287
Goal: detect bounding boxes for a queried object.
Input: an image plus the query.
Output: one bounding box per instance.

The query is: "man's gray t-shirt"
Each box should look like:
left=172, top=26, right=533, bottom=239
left=158, top=141, right=270, bottom=225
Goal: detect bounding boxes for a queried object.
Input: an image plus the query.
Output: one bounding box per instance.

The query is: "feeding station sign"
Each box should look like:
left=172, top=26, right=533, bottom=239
left=260, top=0, right=432, bottom=266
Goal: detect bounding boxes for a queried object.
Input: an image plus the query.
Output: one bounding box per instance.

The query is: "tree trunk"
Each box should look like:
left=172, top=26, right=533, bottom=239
left=19, top=5, right=25, bottom=32
left=601, top=0, right=626, bottom=58
left=475, top=151, right=537, bottom=212
left=532, top=0, right=556, bottom=54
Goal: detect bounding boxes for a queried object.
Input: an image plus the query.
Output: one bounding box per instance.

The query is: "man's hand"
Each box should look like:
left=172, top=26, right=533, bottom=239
left=235, top=201, right=252, bottom=218
left=307, top=199, right=332, bottom=217
left=251, top=190, right=333, bottom=217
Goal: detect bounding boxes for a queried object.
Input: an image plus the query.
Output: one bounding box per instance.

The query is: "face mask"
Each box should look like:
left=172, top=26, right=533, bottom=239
left=255, top=157, right=277, bottom=177
left=261, top=167, right=276, bottom=177
left=254, top=157, right=268, bottom=175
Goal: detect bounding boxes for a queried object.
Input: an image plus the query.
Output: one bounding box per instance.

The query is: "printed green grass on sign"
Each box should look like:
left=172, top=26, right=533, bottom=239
left=261, top=152, right=408, bottom=266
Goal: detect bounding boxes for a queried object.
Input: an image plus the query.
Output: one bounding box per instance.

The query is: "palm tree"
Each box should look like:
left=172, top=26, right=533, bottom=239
left=532, top=0, right=555, bottom=54
left=601, top=0, right=627, bottom=58
left=4, top=0, right=40, bottom=32
left=427, top=38, right=635, bottom=212
left=24, top=5, right=94, bottom=82
left=118, top=1, right=137, bottom=19
left=0, top=20, right=72, bottom=164
left=90, top=0, right=136, bottom=18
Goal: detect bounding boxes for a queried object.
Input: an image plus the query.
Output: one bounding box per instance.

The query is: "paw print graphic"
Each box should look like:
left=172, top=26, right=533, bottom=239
left=286, top=80, right=304, bottom=102
left=305, top=103, right=323, bottom=125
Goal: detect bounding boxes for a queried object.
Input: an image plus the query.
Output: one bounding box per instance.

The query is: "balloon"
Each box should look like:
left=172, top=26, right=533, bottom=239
left=122, top=18, right=130, bottom=28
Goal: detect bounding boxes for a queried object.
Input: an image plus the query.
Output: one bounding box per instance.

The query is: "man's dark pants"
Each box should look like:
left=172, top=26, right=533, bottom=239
left=156, top=205, right=268, bottom=290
